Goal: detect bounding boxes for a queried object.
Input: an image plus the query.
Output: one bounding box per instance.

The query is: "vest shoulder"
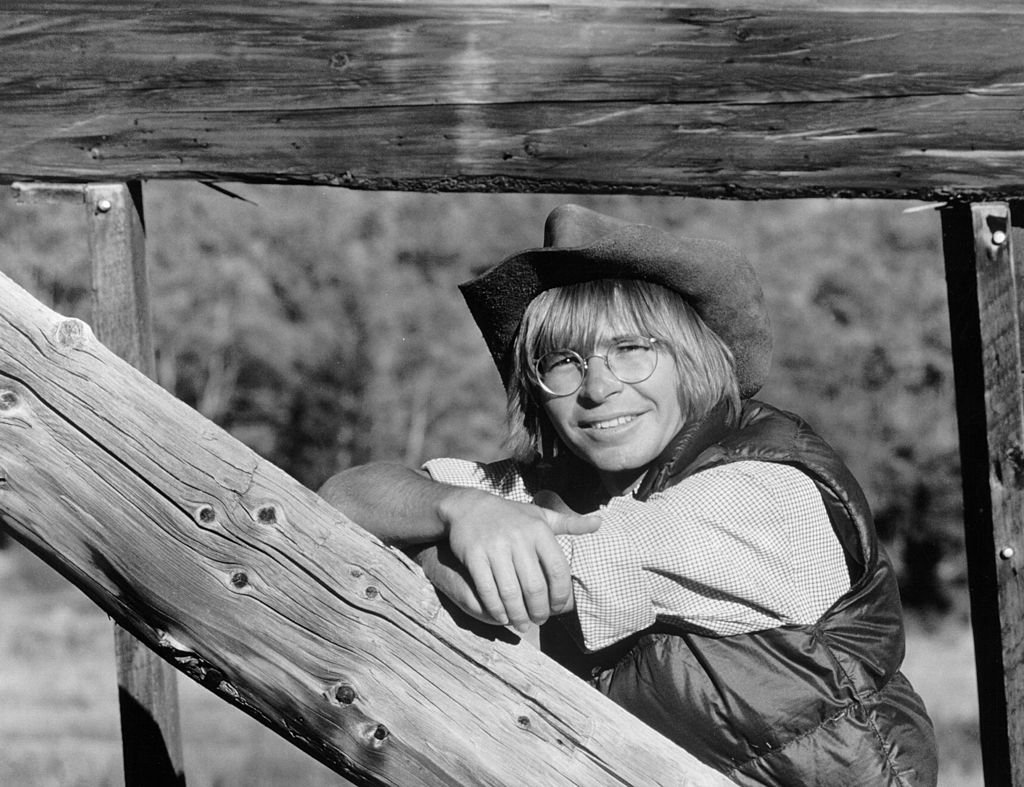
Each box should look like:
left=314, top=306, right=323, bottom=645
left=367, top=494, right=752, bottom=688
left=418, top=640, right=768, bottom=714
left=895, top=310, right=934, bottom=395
left=709, top=400, right=836, bottom=467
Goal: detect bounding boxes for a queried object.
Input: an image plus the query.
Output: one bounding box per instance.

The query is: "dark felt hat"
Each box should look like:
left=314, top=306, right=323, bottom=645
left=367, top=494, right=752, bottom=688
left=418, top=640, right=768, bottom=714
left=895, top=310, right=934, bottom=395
left=459, top=204, right=772, bottom=398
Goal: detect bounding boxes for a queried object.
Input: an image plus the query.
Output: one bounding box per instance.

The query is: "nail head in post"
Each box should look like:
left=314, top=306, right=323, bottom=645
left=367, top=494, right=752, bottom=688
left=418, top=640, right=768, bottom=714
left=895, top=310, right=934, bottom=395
left=1000, top=546, right=1015, bottom=560
left=96, top=198, right=112, bottom=213
left=993, top=230, right=1008, bottom=246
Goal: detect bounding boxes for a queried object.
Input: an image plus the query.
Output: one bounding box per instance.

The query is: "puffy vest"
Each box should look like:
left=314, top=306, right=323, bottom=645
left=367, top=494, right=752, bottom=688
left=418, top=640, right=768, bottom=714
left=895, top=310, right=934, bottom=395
left=540, top=400, right=938, bottom=786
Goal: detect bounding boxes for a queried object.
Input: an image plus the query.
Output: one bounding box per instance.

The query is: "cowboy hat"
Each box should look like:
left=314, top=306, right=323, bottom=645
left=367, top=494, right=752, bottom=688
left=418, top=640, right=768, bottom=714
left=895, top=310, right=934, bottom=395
left=459, top=203, right=772, bottom=398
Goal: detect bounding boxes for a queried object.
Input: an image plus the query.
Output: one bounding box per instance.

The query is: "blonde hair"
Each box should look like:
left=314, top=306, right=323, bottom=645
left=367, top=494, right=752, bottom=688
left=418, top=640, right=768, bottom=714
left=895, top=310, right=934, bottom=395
left=506, top=279, right=740, bottom=461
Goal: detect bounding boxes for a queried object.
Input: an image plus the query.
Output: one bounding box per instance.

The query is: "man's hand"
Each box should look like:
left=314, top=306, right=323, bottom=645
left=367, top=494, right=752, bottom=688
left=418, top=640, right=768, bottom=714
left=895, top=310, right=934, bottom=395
left=439, top=488, right=600, bottom=631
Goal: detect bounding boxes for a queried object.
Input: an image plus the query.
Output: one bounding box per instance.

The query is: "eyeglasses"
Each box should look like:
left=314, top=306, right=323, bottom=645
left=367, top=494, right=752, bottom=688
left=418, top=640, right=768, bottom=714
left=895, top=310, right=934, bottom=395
left=533, top=336, right=660, bottom=397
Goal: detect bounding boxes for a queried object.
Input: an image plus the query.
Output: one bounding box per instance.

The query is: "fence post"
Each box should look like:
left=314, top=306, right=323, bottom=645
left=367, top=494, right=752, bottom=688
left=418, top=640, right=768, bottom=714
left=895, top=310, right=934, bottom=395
left=940, top=201, right=1024, bottom=786
left=85, top=182, right=186, bottom=786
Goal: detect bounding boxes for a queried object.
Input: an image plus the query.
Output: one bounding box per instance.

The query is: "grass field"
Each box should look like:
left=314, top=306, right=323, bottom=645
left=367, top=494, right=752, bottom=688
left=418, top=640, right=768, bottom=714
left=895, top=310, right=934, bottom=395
left=0, top=540, right=982, bottom=786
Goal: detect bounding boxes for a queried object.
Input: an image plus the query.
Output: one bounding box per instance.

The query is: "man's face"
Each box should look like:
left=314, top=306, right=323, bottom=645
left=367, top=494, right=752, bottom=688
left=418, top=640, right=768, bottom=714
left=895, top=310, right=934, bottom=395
left=540, top=334, right=684, bottom=493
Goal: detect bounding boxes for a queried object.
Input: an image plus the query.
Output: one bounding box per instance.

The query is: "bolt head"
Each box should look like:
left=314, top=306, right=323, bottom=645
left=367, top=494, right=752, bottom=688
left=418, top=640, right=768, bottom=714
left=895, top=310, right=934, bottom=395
left=96, top=199, right=112, bottom=213
left=1000, top=546, right=1015, bottom=560
left=993, top=230, right=1008, bottom=246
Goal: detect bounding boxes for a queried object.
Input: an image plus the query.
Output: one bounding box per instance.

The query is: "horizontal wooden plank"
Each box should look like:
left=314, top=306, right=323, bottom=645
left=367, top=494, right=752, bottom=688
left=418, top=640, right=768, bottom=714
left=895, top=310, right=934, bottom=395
left=4, top=1, right=1024, bottom=196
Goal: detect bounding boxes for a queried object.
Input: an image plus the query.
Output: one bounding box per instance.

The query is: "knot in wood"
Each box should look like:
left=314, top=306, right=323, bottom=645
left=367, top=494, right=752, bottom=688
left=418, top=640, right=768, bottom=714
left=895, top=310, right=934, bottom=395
left=1007, top=444, right=1024, bottom=472
left=55, top=318, right=88, bottom=349
left=335, top=684, right=356, bottom=704
left=196, top=505, right=217, bottom=524
left=516, top=715, right=531, bottom=730
left=230, top=571, right=249, bottom=589
left=364, top=585, right=379, bottom=599
left=0, top=390, right=18, bottom=411
left=256, top=504, right=278, bottom=525
left=373, top=724, right=389, bottom=742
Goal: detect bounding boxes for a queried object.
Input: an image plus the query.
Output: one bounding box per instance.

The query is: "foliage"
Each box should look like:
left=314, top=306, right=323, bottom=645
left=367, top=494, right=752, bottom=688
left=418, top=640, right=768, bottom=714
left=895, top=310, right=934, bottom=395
left=0, top=187, right=958, bottom=608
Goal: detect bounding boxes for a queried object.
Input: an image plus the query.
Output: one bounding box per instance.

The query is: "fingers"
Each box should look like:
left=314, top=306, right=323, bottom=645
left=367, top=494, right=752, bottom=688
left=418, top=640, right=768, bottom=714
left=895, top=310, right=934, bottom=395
left=414, top=544, right=497, bottom=624
left=464, top=550, right=511, bottom=627
left=532, top=489, right=574, bottom=514
left=547, top=511, right=601, bottom=536
left=465, top=545, right=554, bottom=630
left=535, top=537, right=574, bottom=614
left=511, top=544, right=554, bottom=625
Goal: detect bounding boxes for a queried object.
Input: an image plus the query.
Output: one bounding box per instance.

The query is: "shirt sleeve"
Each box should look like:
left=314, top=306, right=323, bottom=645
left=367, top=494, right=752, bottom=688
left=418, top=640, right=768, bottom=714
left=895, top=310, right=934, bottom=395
left=421, top=457, right=534, bottom=504
left=558, top=460, right=851, bottom=651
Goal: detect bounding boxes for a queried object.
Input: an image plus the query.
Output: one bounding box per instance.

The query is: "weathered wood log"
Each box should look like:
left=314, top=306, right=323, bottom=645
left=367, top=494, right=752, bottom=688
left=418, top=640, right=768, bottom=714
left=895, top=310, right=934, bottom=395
left=85, top=181, right=187, bottom=787
left=0, top=269, right=734, bottom=786
left=940, top=202, right=1024, bottom=787
left=3, top=0, right=1024, bottom=198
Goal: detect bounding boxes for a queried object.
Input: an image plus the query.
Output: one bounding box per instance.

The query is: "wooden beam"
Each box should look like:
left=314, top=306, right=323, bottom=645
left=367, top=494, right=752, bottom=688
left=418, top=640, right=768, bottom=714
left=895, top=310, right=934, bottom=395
left=3, top=1, right=1024, bottom=197
left=0, top=270, right=733, bottom=787
left=85, top=182, right=186, bottom=787
left=941, top=201, right=1024, bottom=786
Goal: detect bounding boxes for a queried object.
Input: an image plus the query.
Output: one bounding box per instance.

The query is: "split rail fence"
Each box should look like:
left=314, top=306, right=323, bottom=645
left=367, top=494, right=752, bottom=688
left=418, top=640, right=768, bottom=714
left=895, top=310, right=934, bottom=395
left=2, top=2, right=1024, bottom=785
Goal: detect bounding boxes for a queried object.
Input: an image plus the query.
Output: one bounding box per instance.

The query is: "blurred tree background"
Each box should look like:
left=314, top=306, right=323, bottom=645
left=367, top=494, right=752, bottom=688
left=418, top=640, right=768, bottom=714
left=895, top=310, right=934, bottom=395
left=0, top=185, right=957, bottom=613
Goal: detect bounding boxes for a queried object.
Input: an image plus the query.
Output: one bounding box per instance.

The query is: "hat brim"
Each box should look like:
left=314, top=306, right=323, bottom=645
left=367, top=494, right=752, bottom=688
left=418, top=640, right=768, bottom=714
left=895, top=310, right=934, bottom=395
left=460, top=224, right=772, bottom=399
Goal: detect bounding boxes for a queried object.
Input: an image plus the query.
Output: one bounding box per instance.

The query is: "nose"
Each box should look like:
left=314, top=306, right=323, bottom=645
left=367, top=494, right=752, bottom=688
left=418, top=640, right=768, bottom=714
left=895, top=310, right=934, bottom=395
left=578, top=355, right=622, bottom=402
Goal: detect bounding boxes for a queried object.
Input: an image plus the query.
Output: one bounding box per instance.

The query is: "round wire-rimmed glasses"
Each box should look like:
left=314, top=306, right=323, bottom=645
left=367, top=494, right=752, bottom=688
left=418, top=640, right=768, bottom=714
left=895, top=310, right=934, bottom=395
left=533, top=336, right=660, bottom=397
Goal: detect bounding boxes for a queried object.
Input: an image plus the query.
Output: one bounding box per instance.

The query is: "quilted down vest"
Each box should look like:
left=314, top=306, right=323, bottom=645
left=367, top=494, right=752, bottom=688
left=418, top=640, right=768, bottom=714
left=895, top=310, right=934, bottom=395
left=540, top=400, right=938, bottom=786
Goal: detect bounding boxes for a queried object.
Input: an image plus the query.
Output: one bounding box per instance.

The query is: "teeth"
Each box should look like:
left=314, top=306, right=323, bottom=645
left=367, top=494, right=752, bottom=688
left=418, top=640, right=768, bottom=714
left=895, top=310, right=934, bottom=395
left=590, top=415, right=634, bottom=430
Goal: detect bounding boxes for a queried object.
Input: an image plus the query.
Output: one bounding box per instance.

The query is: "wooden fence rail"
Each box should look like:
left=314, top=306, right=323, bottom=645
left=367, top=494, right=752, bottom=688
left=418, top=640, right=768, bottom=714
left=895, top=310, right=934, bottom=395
left=4, top=1, right=1024, bottom=198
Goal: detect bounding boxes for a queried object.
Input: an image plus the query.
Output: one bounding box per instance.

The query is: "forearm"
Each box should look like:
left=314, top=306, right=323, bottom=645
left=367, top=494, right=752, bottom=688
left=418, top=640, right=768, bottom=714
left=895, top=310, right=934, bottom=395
left=322, top=459, right=597, bottom=628
left=318, top=461, right=463, bottom=546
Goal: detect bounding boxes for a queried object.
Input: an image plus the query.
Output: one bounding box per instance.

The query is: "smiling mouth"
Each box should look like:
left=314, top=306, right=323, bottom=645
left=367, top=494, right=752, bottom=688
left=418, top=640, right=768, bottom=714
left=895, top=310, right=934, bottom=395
left=583, top=414, right=638, bottom=430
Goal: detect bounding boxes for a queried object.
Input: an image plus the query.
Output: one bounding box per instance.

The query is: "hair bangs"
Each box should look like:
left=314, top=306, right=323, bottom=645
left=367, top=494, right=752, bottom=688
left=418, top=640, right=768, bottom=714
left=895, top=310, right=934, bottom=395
left=525, top=280, right=661, bottom=358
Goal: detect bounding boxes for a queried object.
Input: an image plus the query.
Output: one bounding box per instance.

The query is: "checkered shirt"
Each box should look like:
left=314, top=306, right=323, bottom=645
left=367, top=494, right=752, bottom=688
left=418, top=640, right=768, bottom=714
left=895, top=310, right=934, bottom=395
left=423, top=457, right=851, bottom=652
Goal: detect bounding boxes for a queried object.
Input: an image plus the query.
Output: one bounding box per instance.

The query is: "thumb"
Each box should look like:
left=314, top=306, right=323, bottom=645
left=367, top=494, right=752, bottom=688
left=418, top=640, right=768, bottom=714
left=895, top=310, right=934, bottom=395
left=533, top=489, right=574, bottom=514
left=547, top=511, right=601, bottom=536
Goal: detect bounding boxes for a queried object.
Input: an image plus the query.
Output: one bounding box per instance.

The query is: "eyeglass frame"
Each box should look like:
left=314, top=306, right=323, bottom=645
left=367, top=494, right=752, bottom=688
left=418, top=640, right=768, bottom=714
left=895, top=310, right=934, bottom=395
left=531, top=336, right=661, bottom=397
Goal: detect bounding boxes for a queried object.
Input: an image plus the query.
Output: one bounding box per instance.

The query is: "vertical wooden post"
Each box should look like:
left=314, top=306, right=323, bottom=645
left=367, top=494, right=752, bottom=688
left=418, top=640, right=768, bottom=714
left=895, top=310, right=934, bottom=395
left=85, top=182, right=186, bottom=786
left=941, top=201, right=1024, bottom=786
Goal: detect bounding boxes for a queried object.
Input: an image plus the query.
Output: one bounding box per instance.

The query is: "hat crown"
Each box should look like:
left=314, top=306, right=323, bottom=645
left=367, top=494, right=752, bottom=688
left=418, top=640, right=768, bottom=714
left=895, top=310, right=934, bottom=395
left=543, top=204, right=633, bottom=249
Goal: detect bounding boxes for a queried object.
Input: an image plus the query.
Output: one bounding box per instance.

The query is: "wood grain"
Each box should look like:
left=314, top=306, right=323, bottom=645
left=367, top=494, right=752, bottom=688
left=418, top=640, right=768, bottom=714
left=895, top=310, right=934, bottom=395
left=940, top=202, right=1024, bottom=786
left=0, top=269, right=733, bottom=786
left=3, top=1, right=1024, bottom=196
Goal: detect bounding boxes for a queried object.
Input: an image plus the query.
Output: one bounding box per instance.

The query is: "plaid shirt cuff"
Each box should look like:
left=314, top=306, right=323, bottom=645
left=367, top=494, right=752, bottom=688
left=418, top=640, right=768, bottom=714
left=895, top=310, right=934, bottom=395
left=556, top=523, right=657, bottom=652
